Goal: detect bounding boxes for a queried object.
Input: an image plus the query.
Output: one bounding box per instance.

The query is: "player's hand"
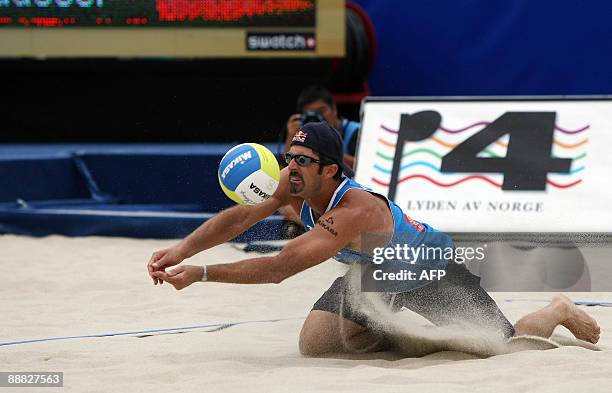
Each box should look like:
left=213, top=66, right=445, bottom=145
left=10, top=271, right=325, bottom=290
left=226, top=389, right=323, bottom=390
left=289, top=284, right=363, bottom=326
left=147, top=247, right=186, bottom=285
left=151, top=265, right=204, bottom=291
left=286, top=113, right=302, bottom=141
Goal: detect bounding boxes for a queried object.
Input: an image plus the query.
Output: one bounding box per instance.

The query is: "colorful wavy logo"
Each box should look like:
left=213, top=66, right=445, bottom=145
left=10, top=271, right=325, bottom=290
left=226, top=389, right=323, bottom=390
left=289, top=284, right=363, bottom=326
left=372, top=120, right=588, bottom=190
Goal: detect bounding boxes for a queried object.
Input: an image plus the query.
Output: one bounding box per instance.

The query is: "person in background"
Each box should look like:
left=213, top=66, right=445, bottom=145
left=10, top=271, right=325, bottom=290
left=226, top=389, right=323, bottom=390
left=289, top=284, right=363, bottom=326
left=284, top=85, right=360, bottom=169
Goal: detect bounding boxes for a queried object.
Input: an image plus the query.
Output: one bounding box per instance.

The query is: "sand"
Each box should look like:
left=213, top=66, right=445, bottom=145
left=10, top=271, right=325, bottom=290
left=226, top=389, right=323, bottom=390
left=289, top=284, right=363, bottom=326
left=1, top=234, right=612, bottom=393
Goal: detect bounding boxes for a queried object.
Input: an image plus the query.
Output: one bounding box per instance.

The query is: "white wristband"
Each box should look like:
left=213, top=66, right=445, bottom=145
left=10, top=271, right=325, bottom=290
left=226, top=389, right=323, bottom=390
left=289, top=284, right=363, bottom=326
left=200, top=265, right=208, bottom=282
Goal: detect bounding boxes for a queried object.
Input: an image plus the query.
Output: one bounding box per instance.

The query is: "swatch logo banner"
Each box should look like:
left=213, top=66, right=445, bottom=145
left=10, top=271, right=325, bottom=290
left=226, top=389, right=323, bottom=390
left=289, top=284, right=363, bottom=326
left=355, top=99, right=612, bottom=232
left=246, top=32, right=315, bottom=51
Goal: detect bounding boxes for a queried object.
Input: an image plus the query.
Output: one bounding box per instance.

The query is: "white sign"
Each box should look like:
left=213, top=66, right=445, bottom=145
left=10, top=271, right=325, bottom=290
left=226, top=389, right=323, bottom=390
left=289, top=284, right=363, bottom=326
left=355, top=98, right=612, bottom=232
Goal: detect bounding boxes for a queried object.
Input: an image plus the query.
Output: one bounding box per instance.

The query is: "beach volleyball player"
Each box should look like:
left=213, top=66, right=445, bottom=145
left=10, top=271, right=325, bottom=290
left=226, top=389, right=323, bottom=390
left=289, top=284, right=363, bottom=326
left=147, top=122, right=600, bottom=355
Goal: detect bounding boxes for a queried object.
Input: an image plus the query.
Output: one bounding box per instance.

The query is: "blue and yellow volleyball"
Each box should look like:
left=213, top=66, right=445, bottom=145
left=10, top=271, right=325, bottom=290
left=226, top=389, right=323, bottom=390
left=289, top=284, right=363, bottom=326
left=218, top=143, right=280, bottom=205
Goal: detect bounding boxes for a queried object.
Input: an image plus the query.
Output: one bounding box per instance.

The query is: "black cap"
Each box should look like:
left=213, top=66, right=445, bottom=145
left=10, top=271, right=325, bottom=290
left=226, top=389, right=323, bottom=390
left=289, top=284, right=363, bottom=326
left=289, top=121, right=354, bottom=178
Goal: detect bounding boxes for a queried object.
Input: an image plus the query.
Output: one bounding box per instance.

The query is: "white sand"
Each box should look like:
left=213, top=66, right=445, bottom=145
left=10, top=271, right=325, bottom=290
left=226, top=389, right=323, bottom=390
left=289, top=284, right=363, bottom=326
left=1, top=234, right=612, bottom=393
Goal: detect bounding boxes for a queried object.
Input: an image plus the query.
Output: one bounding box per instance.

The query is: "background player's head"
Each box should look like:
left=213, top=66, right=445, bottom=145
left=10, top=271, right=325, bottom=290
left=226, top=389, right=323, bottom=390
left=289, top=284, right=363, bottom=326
left=296, top=86, right=340, bottom=130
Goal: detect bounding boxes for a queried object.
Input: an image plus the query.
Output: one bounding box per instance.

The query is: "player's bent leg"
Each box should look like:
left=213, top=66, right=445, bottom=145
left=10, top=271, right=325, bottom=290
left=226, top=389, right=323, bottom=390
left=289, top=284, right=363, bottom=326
left=392, top=262, right=516, bottom=339
left=513, top=294, right=600, bottom=343
left=299, top=310, right=388, bottom=356
left=302, top=274, right=391, bottom=356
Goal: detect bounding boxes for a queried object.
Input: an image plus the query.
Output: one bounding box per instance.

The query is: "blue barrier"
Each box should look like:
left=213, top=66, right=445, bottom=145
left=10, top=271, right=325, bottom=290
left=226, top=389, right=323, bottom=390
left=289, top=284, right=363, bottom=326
left=0, top=144, right=285, bottom=239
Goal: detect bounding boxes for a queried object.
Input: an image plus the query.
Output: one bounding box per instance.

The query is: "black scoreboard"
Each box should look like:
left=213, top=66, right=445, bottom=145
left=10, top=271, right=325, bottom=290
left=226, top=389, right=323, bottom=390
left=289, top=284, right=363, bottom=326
left=0, top=0, right=314, bottom=27
left=0, top=0, right=343, bottom=57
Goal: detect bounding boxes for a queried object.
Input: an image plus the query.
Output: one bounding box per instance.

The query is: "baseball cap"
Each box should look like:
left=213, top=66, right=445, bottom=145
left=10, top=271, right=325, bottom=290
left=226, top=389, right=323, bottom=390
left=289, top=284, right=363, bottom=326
left=289, top=121, right=354, bottom=178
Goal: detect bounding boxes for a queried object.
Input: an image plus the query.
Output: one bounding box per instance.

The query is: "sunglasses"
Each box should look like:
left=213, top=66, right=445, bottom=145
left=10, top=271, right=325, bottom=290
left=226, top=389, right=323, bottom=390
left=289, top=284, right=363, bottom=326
left=283, top=152, right=321, bottom=167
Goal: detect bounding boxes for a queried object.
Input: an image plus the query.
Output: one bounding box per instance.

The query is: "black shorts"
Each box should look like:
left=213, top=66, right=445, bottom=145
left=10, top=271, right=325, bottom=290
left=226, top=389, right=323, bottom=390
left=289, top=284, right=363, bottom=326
left=312, top=262, right=515, bottom=338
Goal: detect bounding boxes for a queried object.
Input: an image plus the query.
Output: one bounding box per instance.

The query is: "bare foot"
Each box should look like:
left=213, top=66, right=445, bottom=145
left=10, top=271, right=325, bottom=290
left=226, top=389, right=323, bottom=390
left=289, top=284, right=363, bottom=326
left=553, top=294, right=601, bottom=344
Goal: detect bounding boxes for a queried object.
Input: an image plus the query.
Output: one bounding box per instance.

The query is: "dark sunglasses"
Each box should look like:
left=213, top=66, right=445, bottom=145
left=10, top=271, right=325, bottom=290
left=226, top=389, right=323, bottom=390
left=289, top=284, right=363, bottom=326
left=283, top=152, right=321, bottom=166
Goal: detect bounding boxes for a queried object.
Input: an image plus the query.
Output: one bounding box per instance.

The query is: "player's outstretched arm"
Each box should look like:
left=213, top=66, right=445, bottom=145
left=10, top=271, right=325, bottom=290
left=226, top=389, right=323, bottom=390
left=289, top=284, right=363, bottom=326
left=147, top=167, right=298, bottom=284
left=152, top=200, right=370, bottom=289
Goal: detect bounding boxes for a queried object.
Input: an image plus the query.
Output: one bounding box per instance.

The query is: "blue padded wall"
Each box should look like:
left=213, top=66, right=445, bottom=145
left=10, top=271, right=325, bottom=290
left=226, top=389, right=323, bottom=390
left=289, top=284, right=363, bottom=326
left=354, top=0, right=612, bottom=96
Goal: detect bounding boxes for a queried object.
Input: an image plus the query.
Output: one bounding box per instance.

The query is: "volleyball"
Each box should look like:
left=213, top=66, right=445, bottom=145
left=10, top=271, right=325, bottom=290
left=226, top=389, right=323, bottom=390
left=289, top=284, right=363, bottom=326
left=218, top=143, right=280, bottom=205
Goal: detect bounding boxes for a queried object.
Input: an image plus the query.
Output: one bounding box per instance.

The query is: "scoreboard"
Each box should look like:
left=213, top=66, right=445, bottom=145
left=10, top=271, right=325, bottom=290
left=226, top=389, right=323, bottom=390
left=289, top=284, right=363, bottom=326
left=0, top=0, right=344, bottom=57
left=0, top=0, right=315, bottom=27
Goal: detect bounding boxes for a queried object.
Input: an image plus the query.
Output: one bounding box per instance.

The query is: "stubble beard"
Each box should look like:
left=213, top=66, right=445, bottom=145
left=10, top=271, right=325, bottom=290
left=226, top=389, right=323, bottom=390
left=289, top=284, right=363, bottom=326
left=289, top=170, right=304, bottom=195
left=289, top=182, right=301, bottom=194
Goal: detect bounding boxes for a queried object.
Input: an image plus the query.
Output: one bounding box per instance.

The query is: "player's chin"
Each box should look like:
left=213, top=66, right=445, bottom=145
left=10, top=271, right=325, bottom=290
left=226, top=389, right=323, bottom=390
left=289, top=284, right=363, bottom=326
left=289, top=182, right=304, bottom=195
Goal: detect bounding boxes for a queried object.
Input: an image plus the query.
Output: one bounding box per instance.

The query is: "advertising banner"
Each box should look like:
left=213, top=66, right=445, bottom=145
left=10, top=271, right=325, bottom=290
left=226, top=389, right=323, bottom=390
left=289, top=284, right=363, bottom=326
left=355, top=98, right=612, bottom=233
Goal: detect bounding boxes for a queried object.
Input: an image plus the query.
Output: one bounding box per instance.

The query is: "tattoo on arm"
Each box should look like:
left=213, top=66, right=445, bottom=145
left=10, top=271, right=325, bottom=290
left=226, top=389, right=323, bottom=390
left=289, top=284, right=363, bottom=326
left=316, top=216, right=338, bottom=237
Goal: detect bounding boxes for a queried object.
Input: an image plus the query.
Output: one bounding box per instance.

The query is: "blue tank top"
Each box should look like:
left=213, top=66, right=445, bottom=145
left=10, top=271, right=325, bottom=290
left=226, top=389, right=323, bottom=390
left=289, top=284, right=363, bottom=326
left=299, top=177, right=453, bottom=270
left=340, top=118, right=360, bottom=155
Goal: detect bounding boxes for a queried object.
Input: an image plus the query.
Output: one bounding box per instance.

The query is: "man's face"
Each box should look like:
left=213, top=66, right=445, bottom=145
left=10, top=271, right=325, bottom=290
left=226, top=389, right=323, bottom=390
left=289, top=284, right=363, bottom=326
left=286, top=145, right=324, bottom=196
left=303, top=99, right=339, bottom=129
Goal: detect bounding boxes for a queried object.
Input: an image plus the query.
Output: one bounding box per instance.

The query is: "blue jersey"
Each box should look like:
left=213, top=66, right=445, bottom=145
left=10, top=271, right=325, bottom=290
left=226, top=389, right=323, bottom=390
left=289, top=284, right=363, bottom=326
left=299, top=177, right=453, bottom=283
left=339, top=118, right=360, bottom=155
